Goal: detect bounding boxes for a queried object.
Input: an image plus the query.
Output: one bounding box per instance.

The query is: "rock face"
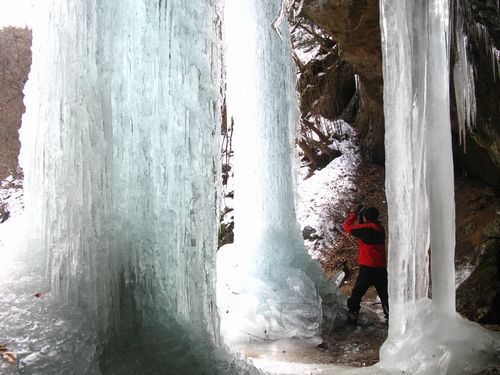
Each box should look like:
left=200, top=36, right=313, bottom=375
left=301, top=0, right=500, bottom=185
left=0, top=28, right=32, bottom=180
left=484, top=218, right=500, bottom=239
left=295, top=47, right=356, bottom=169
left=456, top=238, right=500, bottom=323
left=301, top=0, right=385, bottom=164
left=298, top=53, right=356, bottom=122
left=451, top=0, right=500, bottom=188
left=452, top=178, right=500, bottom=323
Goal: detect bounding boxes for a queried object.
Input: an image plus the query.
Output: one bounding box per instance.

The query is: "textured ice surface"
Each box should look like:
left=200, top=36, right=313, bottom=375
left=379, top=0, right=500, bottom=372
left=14, top=0, right=263, bottom=373
left=219, top=0, right=337, bottom=344
left=5, top=0, right=499, bottom=372
left=218, top=244, right=321, bottom=342
left=380, top=300, right=500, bottom=374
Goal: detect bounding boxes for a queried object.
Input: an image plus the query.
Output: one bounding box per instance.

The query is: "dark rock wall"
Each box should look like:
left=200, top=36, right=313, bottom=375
left=301, top=0, right=500, bottom=184
left=301, top=0, right=385, bottom=164
left=451, top=0, right=500, bottom=188
left=298, top=53, right=356, bottom=121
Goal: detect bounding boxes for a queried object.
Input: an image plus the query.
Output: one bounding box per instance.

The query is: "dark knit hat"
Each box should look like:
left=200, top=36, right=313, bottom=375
left=363, top=207, right=380, bottom=222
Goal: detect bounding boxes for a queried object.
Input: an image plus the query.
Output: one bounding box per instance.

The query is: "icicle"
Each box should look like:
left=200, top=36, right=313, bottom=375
left=472, top=22, right=500, bottom=82
left=272, top=0, right=295, bottom=40
left=492, top=46, right=500, bottom=81
left=453, top=0, right=476, bottom=150
left=379, top=0, right=500, bottom=372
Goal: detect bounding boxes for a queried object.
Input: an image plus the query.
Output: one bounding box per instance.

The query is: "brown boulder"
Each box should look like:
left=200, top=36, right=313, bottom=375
left=456, top=239, right=500, bottom=323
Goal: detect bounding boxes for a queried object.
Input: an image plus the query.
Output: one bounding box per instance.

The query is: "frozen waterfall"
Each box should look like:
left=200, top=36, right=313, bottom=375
left=1, top=0, right=499, bottom=373
left=217, top=0, right=338, bottom=344
left=15, top=0, right=253, bottom=373
left=379, top=0, right=499, bottom=373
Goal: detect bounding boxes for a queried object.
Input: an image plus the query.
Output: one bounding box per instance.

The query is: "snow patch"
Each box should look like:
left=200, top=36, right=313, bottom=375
left=296, top=120, right=360, bottom=259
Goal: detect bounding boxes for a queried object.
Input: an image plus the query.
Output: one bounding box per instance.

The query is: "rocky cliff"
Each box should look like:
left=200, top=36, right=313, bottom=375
left=300, top=0, right=500, bottom=187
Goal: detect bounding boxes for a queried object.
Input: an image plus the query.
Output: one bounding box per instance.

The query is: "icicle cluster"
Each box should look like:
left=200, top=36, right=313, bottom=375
left=451, top=0, right=500, bottom=150
left=453, top=0, right=477, bottom=150
left=473, top=22, right=500, bottom=81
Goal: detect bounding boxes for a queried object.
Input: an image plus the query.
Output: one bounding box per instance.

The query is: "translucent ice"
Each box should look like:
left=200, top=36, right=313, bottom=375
left=379, top=0, right=500, bottom=372
left=219, top=0, right=337, bottom=344
left=6, top=0, right=499, bottom=373
left=16, top=0, right=259, bottom=373
left=453, top=0, right=476, bottom=149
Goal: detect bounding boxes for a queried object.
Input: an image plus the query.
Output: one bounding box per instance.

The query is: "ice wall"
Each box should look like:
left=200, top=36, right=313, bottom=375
left=218, top=0, right=337, bottom=344
left=18, top=0, right=245, bottom=373
left=379, top=0, right=499, bottom=373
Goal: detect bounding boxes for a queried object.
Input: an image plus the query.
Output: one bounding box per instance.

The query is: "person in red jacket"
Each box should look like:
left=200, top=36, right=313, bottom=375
left=343, top=205, right=388, bottom=323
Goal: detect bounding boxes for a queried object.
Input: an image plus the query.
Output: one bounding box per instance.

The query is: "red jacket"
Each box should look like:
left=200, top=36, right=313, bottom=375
left=343, top=212, right=386, bottom=267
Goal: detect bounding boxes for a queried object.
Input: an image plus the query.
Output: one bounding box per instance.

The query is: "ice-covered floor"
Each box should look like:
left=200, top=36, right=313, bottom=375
left=0, top=179, right=98, bottom=374
left=235, top=337, right=398, bottom=375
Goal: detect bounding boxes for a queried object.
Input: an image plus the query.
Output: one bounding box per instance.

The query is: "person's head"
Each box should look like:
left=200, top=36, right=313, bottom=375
left=362, top=207, right=380, bottom=223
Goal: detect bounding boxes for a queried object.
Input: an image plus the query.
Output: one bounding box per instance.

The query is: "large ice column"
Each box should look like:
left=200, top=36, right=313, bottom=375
left=379, top=1, right=431, bottom=338
left=380, top=0, right=454, bottom=336
left=218, top=0, right=336, bottom=344
left=424, top=0, right=456, bottom=319
left=20, top=0, right=225, bottom=371
left=20, top=0, right=121, bottom=331
left=379, top=1, right=499, bottom=372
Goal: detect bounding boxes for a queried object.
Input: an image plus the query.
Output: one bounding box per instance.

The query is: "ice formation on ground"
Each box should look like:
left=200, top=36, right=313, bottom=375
left=217, top=0, right=338, bottom=345
left=379, top=0, right=500, bottom=373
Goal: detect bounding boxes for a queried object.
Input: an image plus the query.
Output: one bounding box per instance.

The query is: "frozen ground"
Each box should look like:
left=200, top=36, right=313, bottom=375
left=0, top=178, right=99, bottom=374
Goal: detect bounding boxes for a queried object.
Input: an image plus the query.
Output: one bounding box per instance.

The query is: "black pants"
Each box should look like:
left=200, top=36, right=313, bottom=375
left=347, top=266, right=389, bottom=318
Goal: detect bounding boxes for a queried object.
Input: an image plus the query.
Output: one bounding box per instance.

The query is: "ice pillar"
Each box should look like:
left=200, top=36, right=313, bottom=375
left=219, top=0, right=335, bottom=343
left=380, top=0, right=455, bottom=335
left=425, top=1, right=456, bottom=318
left=20, top=0, right=224, bottom=371
left=379, top=0, right=499, bottom=372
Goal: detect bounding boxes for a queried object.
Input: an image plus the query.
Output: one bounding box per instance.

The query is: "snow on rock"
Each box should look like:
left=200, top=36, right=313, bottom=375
left=296, top=119, right=360, bottom=260
left=0, top=176, right=23, bottom=216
